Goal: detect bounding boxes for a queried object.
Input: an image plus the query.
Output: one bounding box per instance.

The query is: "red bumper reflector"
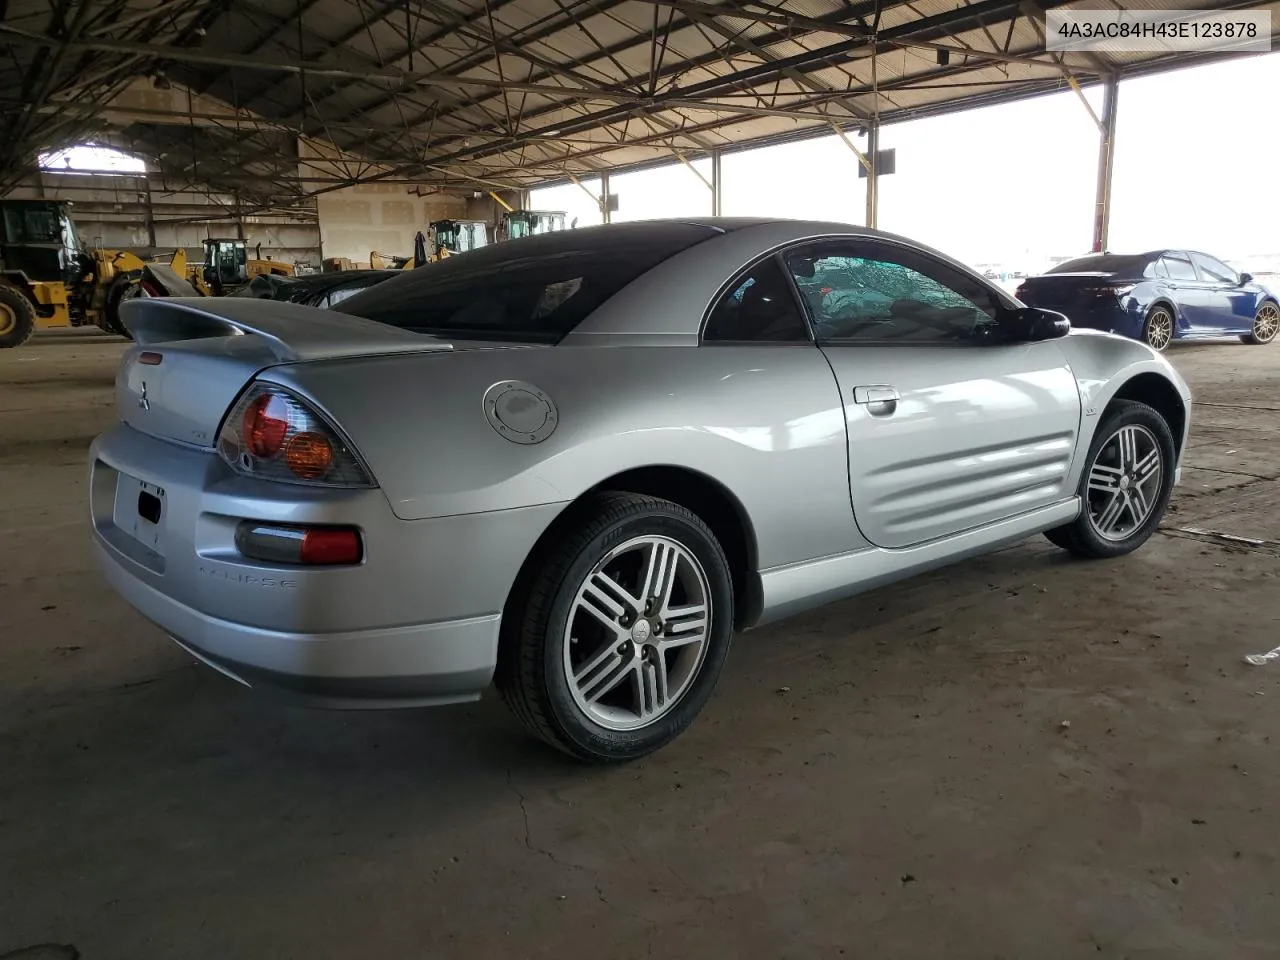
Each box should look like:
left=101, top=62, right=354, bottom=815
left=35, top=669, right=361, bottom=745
left=138, top=351, right=163, bottom=365
left=300, top=528, right=362, bottom=565
left=235, top=523, right=363, bottom=566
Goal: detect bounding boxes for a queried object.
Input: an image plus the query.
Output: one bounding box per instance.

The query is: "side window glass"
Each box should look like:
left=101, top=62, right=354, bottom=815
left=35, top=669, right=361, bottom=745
left=787, top=245, right=998, bottom=342
left=1191, top=253, right=1236, bottom=283
left=1151, top=258, right=1169, bottom=279
left=1162, top=257, right=1197, bottom=281
left=703, top=257, right=810, bottom=342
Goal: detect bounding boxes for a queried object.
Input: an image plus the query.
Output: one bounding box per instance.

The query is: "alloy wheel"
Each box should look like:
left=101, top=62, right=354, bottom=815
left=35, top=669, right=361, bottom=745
left=1145, top=309, right=1173, bottom=351
left=1254, top=303, right=1280, bottom=343
left=1086, top=424, right=1163, bottom=542
left=563, top=535, right=712, bottom=731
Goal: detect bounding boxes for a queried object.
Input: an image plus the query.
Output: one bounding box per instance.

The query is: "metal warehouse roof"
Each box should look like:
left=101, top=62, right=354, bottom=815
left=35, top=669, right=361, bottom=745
left=1, top=0, right=1276, bottom=204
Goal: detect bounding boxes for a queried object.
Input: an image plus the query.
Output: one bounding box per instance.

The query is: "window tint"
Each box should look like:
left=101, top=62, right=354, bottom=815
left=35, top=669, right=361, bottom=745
left=340, top=222, right=718, bottom=343
left=703, top=257, right=810, bottom=342
left=1162, top=256, right=1198, bottom=281
left=786, top=243, right=999, bottom=342
left=1191, top=253, right=1237, bottom=283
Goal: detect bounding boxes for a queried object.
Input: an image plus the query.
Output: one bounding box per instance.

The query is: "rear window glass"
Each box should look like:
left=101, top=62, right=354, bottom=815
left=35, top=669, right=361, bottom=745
left=339, top=222, right=720, bottom=343
left=1047, top=255, right=1149, bottom=275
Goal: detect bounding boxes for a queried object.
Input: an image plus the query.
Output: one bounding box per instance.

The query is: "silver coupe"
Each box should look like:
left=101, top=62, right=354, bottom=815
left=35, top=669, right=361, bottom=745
left=90, top=219, right=1192, bottom=762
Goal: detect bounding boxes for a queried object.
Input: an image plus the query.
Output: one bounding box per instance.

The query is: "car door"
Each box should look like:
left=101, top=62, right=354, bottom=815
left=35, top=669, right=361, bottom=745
left=1160, top=252, right=1210, bottom=331
left=1189, top=252, right=1254, bottom=333
left=783, top=239, right=1082, bottom=550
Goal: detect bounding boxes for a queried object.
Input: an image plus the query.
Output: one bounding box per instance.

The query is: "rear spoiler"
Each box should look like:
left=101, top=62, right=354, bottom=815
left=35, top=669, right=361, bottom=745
left=119, top=296, right=452, bottom=363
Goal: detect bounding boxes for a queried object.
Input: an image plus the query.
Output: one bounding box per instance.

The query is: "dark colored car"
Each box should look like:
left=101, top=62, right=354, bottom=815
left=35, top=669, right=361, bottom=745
left=244, top=268, right=398, bottom=309
left=1016, top=251, right=1279, bottom=352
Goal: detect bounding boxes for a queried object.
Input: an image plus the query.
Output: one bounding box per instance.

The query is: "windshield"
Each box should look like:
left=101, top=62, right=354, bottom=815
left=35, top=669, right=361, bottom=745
left=339, top=222, right=720, bottom=343
left=1047, top=254, right=1150, bottom=276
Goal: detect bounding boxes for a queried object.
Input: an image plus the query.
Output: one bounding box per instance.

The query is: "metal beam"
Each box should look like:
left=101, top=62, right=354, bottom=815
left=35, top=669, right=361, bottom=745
left=1091, top=75, right=1119, bottom=253
left=864, top=121, right=879, bottom=229
left=710, top=148, right=721, bottom=216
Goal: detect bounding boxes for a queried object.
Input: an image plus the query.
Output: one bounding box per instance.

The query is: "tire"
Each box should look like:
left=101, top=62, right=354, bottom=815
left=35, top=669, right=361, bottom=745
left=496, top=491, right=734, bottom=762
left=1044, top=399, right=1176, bottom=559
left=1142, top=305, right=1174, bottom=352
left=103, top=275, right=137, bottom=339
left=1241, top=300, right=1279, bottom=346
left=0, top=284, right=37, bottom=349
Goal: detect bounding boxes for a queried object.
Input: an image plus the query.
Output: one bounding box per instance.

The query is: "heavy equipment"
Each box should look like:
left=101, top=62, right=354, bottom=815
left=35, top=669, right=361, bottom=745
left=499, top=210, right=567, bottom=241
left=170, top=238, right=294, bottom=296
left=0, top=198, right=147, bottom=347
left=428, top=219, right=488, bottom=259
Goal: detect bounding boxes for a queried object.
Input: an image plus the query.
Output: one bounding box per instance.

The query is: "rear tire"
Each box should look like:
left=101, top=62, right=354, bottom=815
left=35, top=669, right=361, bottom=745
left=0, top=284, right=36, bottom=349
left=1045, top=399, right=1176, bottom=559
left=496, top=492, right=734, bottom=763
left=1242, top=300, right=1279, bottom=345
left=1142, top=306, right=1174, bottom=352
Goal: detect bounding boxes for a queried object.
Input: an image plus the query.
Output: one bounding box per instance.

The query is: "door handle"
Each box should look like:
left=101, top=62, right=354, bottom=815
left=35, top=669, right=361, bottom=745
left=854, top=385, right=899, bottom=404
left=853, top=384, right=899, bottom=415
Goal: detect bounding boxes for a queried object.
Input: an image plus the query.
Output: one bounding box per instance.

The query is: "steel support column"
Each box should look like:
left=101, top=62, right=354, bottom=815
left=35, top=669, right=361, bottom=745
left=711, top=148, right=722, bottom=216
left=1091, top=75, right=1119, bottom=253
left=865, top=121, right=880, bottom=229
left=600, top=171, right=612, bottom=223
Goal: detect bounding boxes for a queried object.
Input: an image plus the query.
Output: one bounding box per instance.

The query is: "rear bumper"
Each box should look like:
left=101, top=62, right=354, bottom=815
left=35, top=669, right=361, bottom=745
left=93, top=538, right=497, bottom=706
left=90, top=423, right=566, bottom=707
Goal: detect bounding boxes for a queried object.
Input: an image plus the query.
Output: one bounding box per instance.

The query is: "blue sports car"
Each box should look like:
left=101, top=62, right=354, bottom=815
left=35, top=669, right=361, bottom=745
left=1017, top=250, right=1279, bottom=352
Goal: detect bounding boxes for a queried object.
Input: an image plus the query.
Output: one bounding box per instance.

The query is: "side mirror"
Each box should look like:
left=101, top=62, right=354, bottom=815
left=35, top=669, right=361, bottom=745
left=1002, top=306, right=1070, bottom=342
left=1239, top=272, right=1254, bottom=285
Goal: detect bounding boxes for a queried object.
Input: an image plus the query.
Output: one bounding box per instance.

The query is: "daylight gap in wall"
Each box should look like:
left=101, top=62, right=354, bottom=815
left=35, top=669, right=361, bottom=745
left=38, top=143, right=147, bottom=176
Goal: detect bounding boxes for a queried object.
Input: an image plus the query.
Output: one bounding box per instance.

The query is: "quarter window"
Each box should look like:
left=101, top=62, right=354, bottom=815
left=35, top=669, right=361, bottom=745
left=786, top=243, right=1000, bottom=342
left=1161, top=257, right=1198, bottom=281
left=703, top=257, right=811, bottom=342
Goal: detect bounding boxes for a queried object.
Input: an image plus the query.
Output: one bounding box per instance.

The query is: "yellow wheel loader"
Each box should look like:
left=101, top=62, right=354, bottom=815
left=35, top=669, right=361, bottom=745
left=0, top=199, right=148, bottom=347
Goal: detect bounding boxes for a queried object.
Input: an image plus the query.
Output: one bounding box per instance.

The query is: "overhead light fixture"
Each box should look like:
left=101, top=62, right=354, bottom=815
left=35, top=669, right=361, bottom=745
left=937, top=48, right=950, bottom=66
left=152, top=70, right=171, bottom=90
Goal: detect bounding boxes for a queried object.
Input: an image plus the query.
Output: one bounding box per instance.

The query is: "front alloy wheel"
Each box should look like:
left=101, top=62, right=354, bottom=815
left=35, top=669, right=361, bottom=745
left=1244, top=301, right=1279, bottom=345
left=1044, top=399, right=1176, bottom=559
left=497, top=491, right=734, bottom=762
left=1143, top=307, right=1174, bottom=352
left=1086, top=424, right=1163, bottom=542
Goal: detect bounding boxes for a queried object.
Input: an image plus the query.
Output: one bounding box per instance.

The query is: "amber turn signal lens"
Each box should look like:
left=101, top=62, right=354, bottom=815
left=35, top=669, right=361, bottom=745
left=284, top=431, right=334, bottom=479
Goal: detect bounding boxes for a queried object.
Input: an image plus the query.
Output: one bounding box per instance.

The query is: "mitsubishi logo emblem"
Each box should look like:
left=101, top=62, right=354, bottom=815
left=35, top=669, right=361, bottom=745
left=138, top=380, right=150, bottom=411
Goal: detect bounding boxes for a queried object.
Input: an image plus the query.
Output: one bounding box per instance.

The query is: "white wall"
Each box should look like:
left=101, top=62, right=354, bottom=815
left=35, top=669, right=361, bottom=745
left=315, top=183, right=467, bottom=262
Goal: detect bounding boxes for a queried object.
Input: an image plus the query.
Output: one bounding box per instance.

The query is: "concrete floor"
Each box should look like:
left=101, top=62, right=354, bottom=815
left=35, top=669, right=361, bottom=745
left=3, top=329, right=1280, bottom=959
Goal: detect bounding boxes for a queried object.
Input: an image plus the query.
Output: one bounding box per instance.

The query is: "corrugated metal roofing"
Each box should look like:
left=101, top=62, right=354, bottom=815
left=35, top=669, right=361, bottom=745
left=1, top=0, right=1275, bottom=202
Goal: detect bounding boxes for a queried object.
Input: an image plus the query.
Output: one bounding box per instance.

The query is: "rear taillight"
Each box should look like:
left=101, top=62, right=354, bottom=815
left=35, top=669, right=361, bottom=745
left=218, top=383, right=373, bottom=487
left=235, top=523, right=363, bottom=565
left=1082, top=284, right=1136, bottom=298
left=1015, top=284, right=1029, bottom=300
left=242, top=393, right=290, bottom=457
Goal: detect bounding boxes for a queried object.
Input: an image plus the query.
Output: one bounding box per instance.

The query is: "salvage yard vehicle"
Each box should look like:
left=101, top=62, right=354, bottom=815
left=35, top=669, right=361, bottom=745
left=90, top=219, right=1192, bottom=762
left=1017, top=250, right=1279, bottom=351
left=244, top=268, right=398, bottom=308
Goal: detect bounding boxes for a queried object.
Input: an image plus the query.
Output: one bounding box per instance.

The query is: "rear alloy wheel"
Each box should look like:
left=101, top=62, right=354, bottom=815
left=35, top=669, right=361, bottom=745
left=0, top=284, right=37, bottom=349
left=1044, top=399, right=1176, bottom=559
left=497, top=492, right=733, bottom=762
left=1142, top=306, right=1174, bottom=352
left=1242, top=301, right=1279, bottom=345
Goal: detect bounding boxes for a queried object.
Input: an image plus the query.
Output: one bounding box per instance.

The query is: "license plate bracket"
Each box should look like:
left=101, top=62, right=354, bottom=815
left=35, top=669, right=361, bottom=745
left=113, top=473, right=166, bottom=557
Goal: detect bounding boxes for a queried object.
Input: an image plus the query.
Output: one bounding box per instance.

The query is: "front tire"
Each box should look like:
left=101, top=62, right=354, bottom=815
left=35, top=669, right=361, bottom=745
left=496, top=492, right=734, bottom=762
left=1045, top=399, right=1176, bottom=559
left=1242, top=300, right=1279, bottom=345
left=1142, top=306, right=1174, bottom=352
left=0, top=284, right=37, bottom=349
